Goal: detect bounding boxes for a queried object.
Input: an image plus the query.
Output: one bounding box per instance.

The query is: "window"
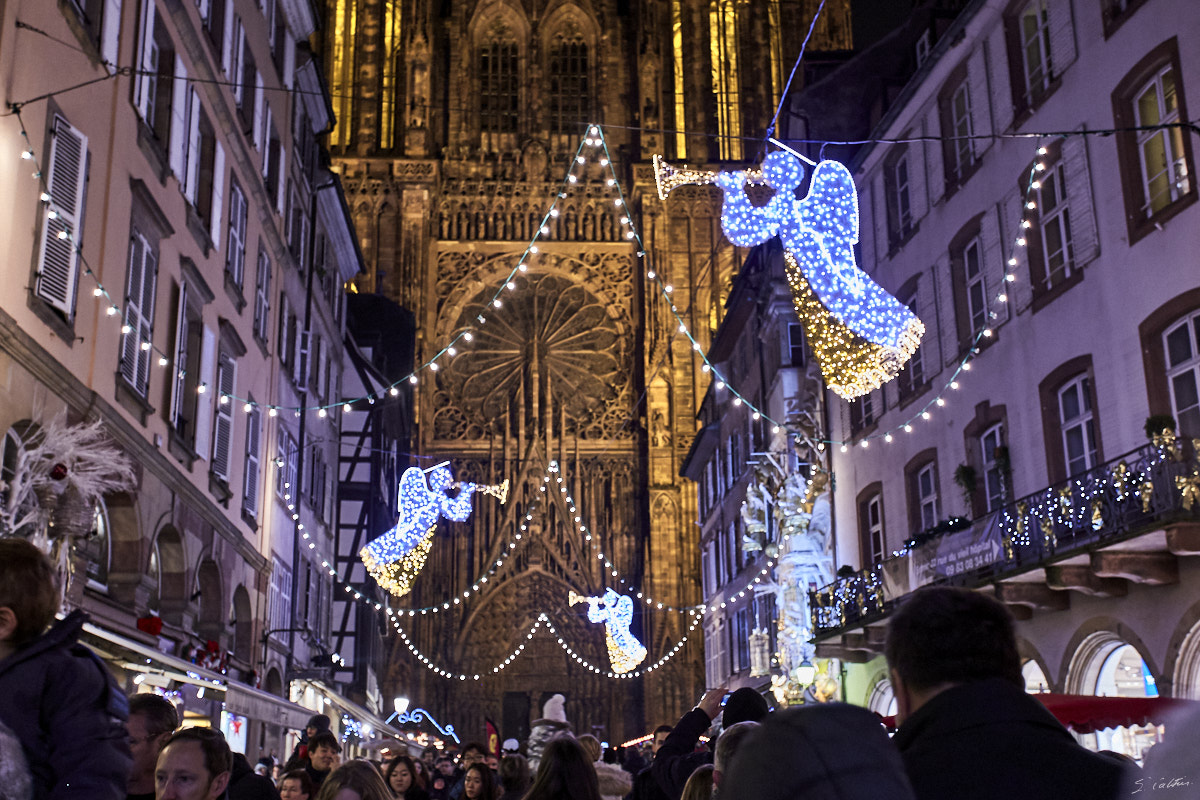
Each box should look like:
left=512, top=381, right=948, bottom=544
left=35, top=115, right=89, bottom=320
left=268, top=557, right=292, bottom=638
left=1163, top=311, right=1200, bottom=438
left=211, top=352, right=237, bottom=482
left=785, top=323, right=805, bottom=367
left=242, top=403, right=262, bottom=518
left=897, top=291, right=925, bottom=401
left=478, top=39, right=518, bottom=141
left=133, top=0, right=176, bottom=146
left=884, top=150, right=914, bottom=245
left=858, top=487, right=885, bottom=566
left=119, top=229, right=158, bottom=396
left=1113, top=42, right=1195, bottom=241
left=168, top=276, right=216, bottom=456
left=263, top=110, right=284, bottom=211
left=276, top=427, right=299, bottom=500
left=288, top=186, right=309, bottom=268
left=225, top=179, right=247, bottom=287
left=1015, top=0, right=1053, bottom=107
left=963, top=236, right=987, bottom=337
left=849, top=392, right=876, bottom=435
left=980, top=423, right=1006, bottom=512
left=1058, top=374, right=1098, bottom=478
left=951, top=218, right=991, bottom=353
left=65, top=0, right=122, bottom=64
left=308, top=445, right=327, bottom=519
left=1034, top=162, right=1074, bottom=290
left=548, top=34, right=589, bottom=136
left=253, top=246, right=271, bottom=342
left=170, top=84, right=225, bottom=246
left=941, top=75, right=975, bottom=185
left=917, top=463, right=940, bottom=530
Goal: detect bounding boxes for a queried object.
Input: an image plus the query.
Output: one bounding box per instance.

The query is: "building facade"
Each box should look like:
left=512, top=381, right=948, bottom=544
left=0, top=0, right=384, bottom=759
left=319, top=0, right=852, bottom=739
left=812, top=0, right=1200, bottom=758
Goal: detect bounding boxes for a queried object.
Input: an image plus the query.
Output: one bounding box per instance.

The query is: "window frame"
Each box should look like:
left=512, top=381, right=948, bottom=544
left=118, top=227, right=159, bottom=397
left=939, top=64, right=977, bottom=191
left=1163, top=310, right=1200, bottom=439
left=905, top=449, right=941, bottom=535
left=857, top=482, right=885, bottom=567
left=1057, top=374, right=1098, bottom=479
left=980, top=422, right=1006, bottom=513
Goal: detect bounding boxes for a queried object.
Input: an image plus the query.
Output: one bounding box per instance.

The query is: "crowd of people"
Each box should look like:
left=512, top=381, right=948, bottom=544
left=4, top=535, right=1197, bottom=799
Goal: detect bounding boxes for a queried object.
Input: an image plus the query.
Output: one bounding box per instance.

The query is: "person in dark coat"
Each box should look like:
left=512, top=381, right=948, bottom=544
left=285, top=715, right=332, bottom=772
left=227, top=751, right=281, bottom=800
left=651, top=688, right=768, bottom=800
left=719, top=704, right=915, bottom=800
left=886, top=587, right=1130, bottom=800
left=304, top=731, right=343, bottom=791
left=0, top=537, right=131, bottom=800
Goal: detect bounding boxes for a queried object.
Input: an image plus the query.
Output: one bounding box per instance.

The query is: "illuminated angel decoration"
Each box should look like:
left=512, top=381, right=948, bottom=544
left=569, top=588, right=647, bottom=673
left=361, top=463, right=508, bottom=598
left=655, top=150, right=924, bottom=399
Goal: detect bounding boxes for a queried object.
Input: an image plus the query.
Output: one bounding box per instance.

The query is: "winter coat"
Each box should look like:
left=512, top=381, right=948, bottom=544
left=0, top=610, right=131, bottom=800
left=720, top=703, right=914, bottom=800
left=627, top=764, right=669, bottom=800
left=650, top=709, right=712, bottom=800
left=227, top=753, right=281, bottom=800
left=594, top=760, right=631, bottom=800
left=893, top=678, right=1130, bottom=800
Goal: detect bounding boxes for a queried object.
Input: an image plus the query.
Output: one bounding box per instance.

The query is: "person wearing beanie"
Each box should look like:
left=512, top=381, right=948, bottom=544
left=651, top=688, right=769, bottom=800
left=719, top=704, right=915, bottom=800
left=284, top=714, right=332, bottom=772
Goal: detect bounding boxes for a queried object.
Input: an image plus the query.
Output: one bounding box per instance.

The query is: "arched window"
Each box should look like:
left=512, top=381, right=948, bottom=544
left=478, top=29, right=519, bottom=142
left=548, top=32, right=589, bottom=135
left=77, top=500, right=110, bottom=588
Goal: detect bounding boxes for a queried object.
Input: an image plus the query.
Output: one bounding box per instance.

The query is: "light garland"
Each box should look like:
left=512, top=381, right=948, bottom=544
left=360, top=463, right=507, bottom=598
left=541, top=611, right=703, bottom=679
left=568, top=588, right=648, bottom=674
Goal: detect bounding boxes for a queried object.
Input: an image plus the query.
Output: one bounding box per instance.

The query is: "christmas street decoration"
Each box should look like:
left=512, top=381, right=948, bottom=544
left=569, top=588, right=647, bottom=674
left=653, top=151, right=924, bottom=399
left=360, top=463, right=508, bottom=598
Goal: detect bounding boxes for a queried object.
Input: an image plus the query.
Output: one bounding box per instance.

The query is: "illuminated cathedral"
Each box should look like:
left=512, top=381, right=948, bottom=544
left=319, top=0, right=852, bottom=741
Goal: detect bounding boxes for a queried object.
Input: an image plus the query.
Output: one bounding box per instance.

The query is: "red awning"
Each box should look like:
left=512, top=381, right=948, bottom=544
left=878, top=693, right=1200, bottom=734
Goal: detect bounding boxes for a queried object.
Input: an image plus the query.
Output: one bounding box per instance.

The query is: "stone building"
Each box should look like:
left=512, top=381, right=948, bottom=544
left=319, top=0, right=851, bottom=738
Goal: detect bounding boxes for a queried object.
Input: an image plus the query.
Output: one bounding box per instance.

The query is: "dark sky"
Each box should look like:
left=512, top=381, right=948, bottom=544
left=853, top=0, right=916, bottom=50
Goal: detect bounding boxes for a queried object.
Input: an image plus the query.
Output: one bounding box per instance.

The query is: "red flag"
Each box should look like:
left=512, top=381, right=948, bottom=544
left=485, top=718, right=500, bottom=759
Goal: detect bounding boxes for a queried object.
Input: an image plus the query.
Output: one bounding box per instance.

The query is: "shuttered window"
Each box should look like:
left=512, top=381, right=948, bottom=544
left=226, top=179, right=247, bottom=286
left=119, top=230, right=158, bottom=395
left=36, top=116, right=89, bottom=317
left=242, top=404, right=262, bottom=517
left=253, top=246, right=271, bottom=342
left=211, top=353, right=237, bottom=481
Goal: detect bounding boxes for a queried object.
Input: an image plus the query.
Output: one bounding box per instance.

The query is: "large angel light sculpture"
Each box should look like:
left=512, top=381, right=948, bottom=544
left=569, top=588, right=647, bottom=674
left=361, top=463, right=508, bottom=598
left=654, top=150, right=924, bottom=399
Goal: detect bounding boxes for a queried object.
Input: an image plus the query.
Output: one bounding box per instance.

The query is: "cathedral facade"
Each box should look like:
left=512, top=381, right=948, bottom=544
left=320, top=0, right=851, bottom=740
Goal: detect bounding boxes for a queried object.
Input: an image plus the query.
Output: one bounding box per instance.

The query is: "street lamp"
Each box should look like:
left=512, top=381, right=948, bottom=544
left=795, top=659, right=817, bottom=687
left=394, top=696, right=410, bottom=716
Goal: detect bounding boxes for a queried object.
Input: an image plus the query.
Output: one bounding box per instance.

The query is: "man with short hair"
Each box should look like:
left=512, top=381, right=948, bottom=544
left=711, top=721, right=758, bottom=797
left=127, top=694, right=179, bottom=800
left=628, top=725, right=674, bottom=800
left=653, top=688, right=769, bottom=800
left=886, top=587, right=1128, bottom=799
left=448, top=742, right=487, bottom=800
left=304, top=730, right=342, bottom=790
left=154, top=727, right=231, bottom=800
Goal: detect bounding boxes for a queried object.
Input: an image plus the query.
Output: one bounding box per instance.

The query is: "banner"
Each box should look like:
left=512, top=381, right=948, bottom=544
left=908, top=515, right=1003, bottom=588
left=485, top=718, right=500, bottom=759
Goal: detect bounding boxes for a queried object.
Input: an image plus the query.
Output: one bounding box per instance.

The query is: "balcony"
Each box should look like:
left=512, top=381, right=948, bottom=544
left=809, top=440, right=1200, bottom=658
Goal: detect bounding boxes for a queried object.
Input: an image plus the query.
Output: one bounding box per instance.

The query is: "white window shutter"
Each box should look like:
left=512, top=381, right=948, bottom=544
left=253, top=71, right=266, bottom=153
left=254, top=248, right=270, bottom=339
left=212, top=355, right=236, bottom=480
left=261, top=106, right=272, bottom=177
left=243, top=405, right=261, bottom=515
left=283, top=31, right=296, bottom=89
left=170, top=281, right=190, bottom=426
left=168, top=56, right=189, bottom=180
left=133, top=0, right=156, bottom=118
left=120, top=232, right=156, bottom=394
left=185, top=90, right=202, bottom=203
left=195, top=325, right=216, bottom=457
left=294, top=329, right=308, bottom=386
left=221, top=0, right=235, bottom=75
left=101, top=0, right=123, bottom=68
left=232, top=20, right=245, bottom=105
left=209, top=141, right=225, bottom=250
left=275, top=140, right=286, bottom=212
left=36, top=117, right=88, bottom=316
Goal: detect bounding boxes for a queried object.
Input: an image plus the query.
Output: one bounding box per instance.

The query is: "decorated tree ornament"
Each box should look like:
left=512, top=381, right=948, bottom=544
left=360, top=463, right=508, bottom=598
left=653, top=151, right=923, bottom=399
left=569, top=588, right=647, bottom=674
left=1140, top=479, right=1156, bottom=513
left=1177, top=470, right=1200, bottom=512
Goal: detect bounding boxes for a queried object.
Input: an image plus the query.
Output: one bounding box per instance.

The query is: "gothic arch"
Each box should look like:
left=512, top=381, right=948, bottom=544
left=196, top=558, right=225, bottom=641
left=231, top=584, right=253, bottom=663
left=154, top=525, right=185, bottom=609
left=540, top=1, right=600, bottom=51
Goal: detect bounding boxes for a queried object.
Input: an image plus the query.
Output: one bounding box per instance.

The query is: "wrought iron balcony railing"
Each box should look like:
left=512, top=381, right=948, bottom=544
left=810, top=439, right=1200, bottom=637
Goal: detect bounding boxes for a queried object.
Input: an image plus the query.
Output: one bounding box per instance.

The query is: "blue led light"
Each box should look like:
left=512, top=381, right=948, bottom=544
left=712, top=151, right=924, bottom=398
left=361, top=464, right=485, bottom=598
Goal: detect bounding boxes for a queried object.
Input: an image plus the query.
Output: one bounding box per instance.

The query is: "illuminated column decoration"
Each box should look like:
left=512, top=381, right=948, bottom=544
left=569, top=588, right=648, bottom=674
left=360, top=463, right=509, bottom=598
left=654, top=151, right=925, bottom=399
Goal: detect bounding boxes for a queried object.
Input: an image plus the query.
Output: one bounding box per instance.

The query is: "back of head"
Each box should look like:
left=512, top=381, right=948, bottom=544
left=713, top=722, right=759, bottom=774
left=0, top=538, right=59, bottom=646
left=129, top=692, right=179, bottom=736
left=885, top=586, right=1022, bottom=691
left=577, top=734, right=601, bottom=763
left=680, top=764, right=713, bottom=800
left=525, top=736, right=601, bottom=800
left=162, top=727, right=232, bottom=778
left=720, top=705, right=915, bottom=800
left=316, top=760, right=391, bottom=800
left=307, top=714, right=332, bottom=734
left=721, top=688, right=769, bottom=727
left=499, top=754, right=531, bottom=793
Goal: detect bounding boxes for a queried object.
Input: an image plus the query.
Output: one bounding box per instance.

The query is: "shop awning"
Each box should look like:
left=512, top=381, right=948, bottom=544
left=296, top=679, right=406, bottom=749
left=879, top=693, right=1200, bottom=733
left=225, top=683, right=313, bottom=731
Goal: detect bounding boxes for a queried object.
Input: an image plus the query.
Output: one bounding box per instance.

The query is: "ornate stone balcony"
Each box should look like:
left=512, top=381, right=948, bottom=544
left=809, top=438, right=1200, bottom=659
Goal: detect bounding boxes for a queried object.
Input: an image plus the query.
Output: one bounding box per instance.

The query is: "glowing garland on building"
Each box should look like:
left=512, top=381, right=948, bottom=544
left=360, top=463, right=508, bottom=597
left=569, top=588, right=648, bottom=673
